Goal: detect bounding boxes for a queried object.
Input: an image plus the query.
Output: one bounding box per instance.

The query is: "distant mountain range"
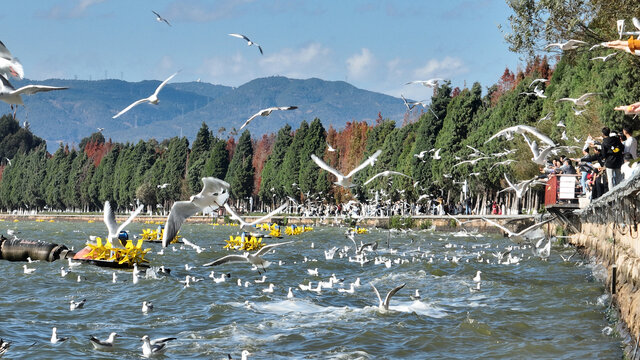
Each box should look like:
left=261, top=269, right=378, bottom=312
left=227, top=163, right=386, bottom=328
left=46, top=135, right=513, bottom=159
left=10, top=76, right=408, bottom=147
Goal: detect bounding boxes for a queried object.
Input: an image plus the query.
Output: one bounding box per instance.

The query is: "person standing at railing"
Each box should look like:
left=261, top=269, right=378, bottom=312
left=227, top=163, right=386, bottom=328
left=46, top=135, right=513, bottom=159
left=623, top=127, right=637, bottom=159
left=573, top=149, right=596, bottom=196
left=600, top=127, right=624, bottom=191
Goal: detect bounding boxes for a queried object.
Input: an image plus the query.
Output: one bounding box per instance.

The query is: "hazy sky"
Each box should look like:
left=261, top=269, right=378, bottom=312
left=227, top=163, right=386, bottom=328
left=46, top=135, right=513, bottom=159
left=3, top=0, right=522, bottom=100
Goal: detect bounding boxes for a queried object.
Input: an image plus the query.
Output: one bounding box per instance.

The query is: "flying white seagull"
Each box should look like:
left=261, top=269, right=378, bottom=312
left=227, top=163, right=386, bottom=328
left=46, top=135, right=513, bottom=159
left=228, top=33, right=263, bottom=54
left=103, top=201, right=144, bottom=248
left=500, top=174, right=535, bottom=199
left=556, top=92, right=601, bottom=106
left=203, top=241, right=294, bottom=273
left=239, top=106, right=298, bottom=130
left=590, top=53, right=617, bottom=62
left=224, top=201, right=289, bottom=230
left=112, top=72, right=178, bottom=119
left=162, top=177, right=230, bottom=247
left=326, top=142, right=336, bottom=152
left=0, top=41, right=23, bottom=79
left=529, top=78, right=548, bottom=87
left=404, top=79, right=443, bottom=87
left=0, top=75, right=67, bottom=105
left=544, top=39, right=587, bottom=51
left=152, top=10, right=171, bottom=26
left=370, top=283, right=405, bottom=310
left=363, top=171, right=412, bottom=186
left=311, top=149, right=382, bottom=188
left=482, top=217, right=554, bottom=244
left=485, top=125, right=555, bottom=147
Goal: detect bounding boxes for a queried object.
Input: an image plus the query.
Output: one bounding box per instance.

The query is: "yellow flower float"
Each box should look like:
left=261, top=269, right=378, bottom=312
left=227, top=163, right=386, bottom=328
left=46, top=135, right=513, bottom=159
left=85, top=237, right=151, bottom=266
left=224, top=234, right=265, bottom=251
left=138, top=226, right=180, bottom=244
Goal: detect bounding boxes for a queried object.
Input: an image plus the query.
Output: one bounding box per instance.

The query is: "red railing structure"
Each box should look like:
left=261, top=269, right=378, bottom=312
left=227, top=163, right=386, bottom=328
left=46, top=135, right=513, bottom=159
left=545, top=175, right=558, bottom=206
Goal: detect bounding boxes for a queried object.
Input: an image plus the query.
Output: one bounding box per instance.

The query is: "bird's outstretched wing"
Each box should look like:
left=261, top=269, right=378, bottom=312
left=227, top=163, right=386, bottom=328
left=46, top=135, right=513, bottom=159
left=383, top=283, right=406, bottom=308
left=239, top=110, right=263, bottom=130
left=103, top=201, right=118, bottom=238
left=12, top=85, right=67, bottom=96
left=113, top=98, right=149, bottom=119
left=203, top=254, right=249, bottom=267
left=254, top=241, right=294, bottom=257
left=370, top=283, right=383, bottom=307
left=481, top=217, right=515, bottom=237
left=345, top=149, right=382, bottom=178
left=116, top=205, right=144, bottom=235
left=153, top=72, right=178, bottom=97
left=162, top=201, right=200, bottom=247
left=515, top=217, right=555, bottom=237
left=228, top=33, right=250, bottom=42
left=311, top=154, right=344, bottom=179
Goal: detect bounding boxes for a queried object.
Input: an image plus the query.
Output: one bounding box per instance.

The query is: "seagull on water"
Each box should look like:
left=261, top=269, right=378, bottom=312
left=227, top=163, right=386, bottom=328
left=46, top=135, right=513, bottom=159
left=544, top=39, right=587, bottom=51
left=51, top=327, right=68, bottom=344
left=162, top=177, right=230, bottom=247
left=112, top=71, right=178, bottom=118
left=103, top=201, right=144, bottom=248
left=142, top=301, right=153, bottom=313
left=0, top=75, right=67, bottom=105
left=223, top=201, right=288, bottom=230
left=311, top=150, right=381, bottom=188
left=473, top=271, right=482, bottom=283
left=89, top=332, right=120, bottom=350
left=228, top=350, right=252, bottom=360
left=140, top=335, right=176, bottom=358
left=556, top=92, right=601, bottom=106
left=0, top=41, right=23, bottom=79
left=69, top=298, right=86, bottom=311
left=363, top=170, right=412, bottom=186
left=152, top=10, right=171, bottom=26
left=410, top=289, right=421, bottom=300
left=23, top=264, right=35, bottom=274
left=371, top=283, right=405, bottom=310
left=228, top=33, right=263, bottom=54
left=239, top=106, right=298, bottom=130
left=203, top=241, right=293, bottom=274
left=0, top=338, right=10, bottom=357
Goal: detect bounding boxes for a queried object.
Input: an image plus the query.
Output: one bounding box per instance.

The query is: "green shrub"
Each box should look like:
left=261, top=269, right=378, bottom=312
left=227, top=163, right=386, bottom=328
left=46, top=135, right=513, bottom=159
left=448, top=218, right=458, bottom=228
left=420, top=219, right=433, bottom=230
left=390, top=215, right=414, bottom=229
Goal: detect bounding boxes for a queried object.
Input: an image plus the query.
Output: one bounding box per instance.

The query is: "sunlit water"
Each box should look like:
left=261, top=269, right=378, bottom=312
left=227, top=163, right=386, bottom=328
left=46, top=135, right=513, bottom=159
left=0, top=220, right=622, bottom=359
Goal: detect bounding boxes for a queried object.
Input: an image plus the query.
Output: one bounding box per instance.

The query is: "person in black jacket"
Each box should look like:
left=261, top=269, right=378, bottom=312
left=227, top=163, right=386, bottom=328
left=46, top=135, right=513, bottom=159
left=600, top=127, right=624, bottom=191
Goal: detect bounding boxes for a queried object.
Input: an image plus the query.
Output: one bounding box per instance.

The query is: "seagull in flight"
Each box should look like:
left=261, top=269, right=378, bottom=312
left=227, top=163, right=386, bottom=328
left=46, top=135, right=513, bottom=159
left=152, top=11, right=171, bottom=26
left=157, top=183, right=170, bottom=189
left=529, top=78, right=548, bottom=87
left=229, top=33, right=263, bottom=54
left=489, top=159, right=516, bottom=170
left=239, top=106, right=298, bottom=130
left=363, top=171, right=412, bottom=186
left=0, top=75, right=67, bottom=105
left=481, top=217, right=554, bottom=244
left=404, top=78, right=443, bottom=88
left=326, top=142, right=336, bottom=152
left=112, top=71, right=178, bottom=118
left=485, top=125, right=555, bottom=147
left=538, top=112, right=553, bottom=123
left=453, top=156, right=491, bottom=168
left=97, top=127, right=104, bottom=132
left=140, top=335, right=176, bottom=358
left=556, top=92, right=601, bottom=106
left=311, top=150, right=382, bottom=188
left=162, top=177, right=230, bottom=247
left=414, top=150, right=430, bottom=160
left=572, top=107, right=586, bottom=116
left=0, top=40, right=23, bottom=79
left=90, top=332, right=120, bottom=350
left=224, top=201, right=289, bottom=230
left=500, top=174, right=534, bottom=199
left=203, top=241, right=294, bottom=274
left=371, top=283, right=405, bottom=310
left=544, top=39, right=587, bottom=51
left=590, top=53, right=617, bottom=62
left=103, top=201, right=144, bottom=248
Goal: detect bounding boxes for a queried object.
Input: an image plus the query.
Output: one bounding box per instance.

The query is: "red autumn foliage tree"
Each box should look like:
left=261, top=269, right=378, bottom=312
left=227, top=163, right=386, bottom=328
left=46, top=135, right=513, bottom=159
left=225, top=137, right=236, bottom=162
left=451, top=87, right=461, bottom=98
left=251, top=133, right=276, bottom=195
left=84, top=140, right=113, bottom=167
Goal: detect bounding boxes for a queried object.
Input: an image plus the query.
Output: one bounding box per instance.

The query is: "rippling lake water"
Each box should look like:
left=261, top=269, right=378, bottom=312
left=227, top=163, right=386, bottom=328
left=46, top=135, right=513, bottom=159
left=0, top=220, right=623, bottom=359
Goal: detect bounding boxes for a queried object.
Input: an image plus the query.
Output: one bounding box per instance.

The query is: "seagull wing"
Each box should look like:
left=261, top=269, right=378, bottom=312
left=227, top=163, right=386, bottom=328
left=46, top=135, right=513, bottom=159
left=363, top=171, right=386, bottom=186
left=345, top=149, right=382, bottom=178
left=515, top=217, right=555, bottom=237
left=228, top=33, right=250, bottom=42
left=370, top=283, right=383, bottom=307
left=223, top=203, right=249, bottom=228
left=112, top=98, right=149, bottom=119
left=481, top=217, right=516, bottom=237
left=12, top=85, right=68, bottom=96
left=244, top=201, right=289, bottom=227
left=311, top=154, right=344, bottom=179
left=276, top=106, right=297, bottom=111
left=383, top=283, right=406, bottom=309
left=116, top=205, right=144, bottom=234
left=503, top=173, right=517, bottom=191
left=577, top=92, right=601, bottom=102
left=162, top=201, right=201, bottom=247
left=150, top=337, right=177, bottom=345
left=520, top=125, right=555, bottom=147
left=0, top=40, right=14, bottom=59
left=239, top=110, right=265, bottom=130
left=484, top=126, right=518, bottom=144
left=634, top=17, right=640, bottom=31
left=0, top=74, right=16, bottom=92
left=254, top=240, right=294, bottom=257
left=257, top=45, right=263, bottom=55
left=152, top=72, right=178, bottom=97
left=203, top=254, right=249, bottom=267
left=103, top=201, right=118, bottom=238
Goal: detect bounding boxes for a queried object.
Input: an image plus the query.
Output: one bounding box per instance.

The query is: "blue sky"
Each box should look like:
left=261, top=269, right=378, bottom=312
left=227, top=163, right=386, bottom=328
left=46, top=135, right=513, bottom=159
left=2, top=0, right=522, bottom=100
